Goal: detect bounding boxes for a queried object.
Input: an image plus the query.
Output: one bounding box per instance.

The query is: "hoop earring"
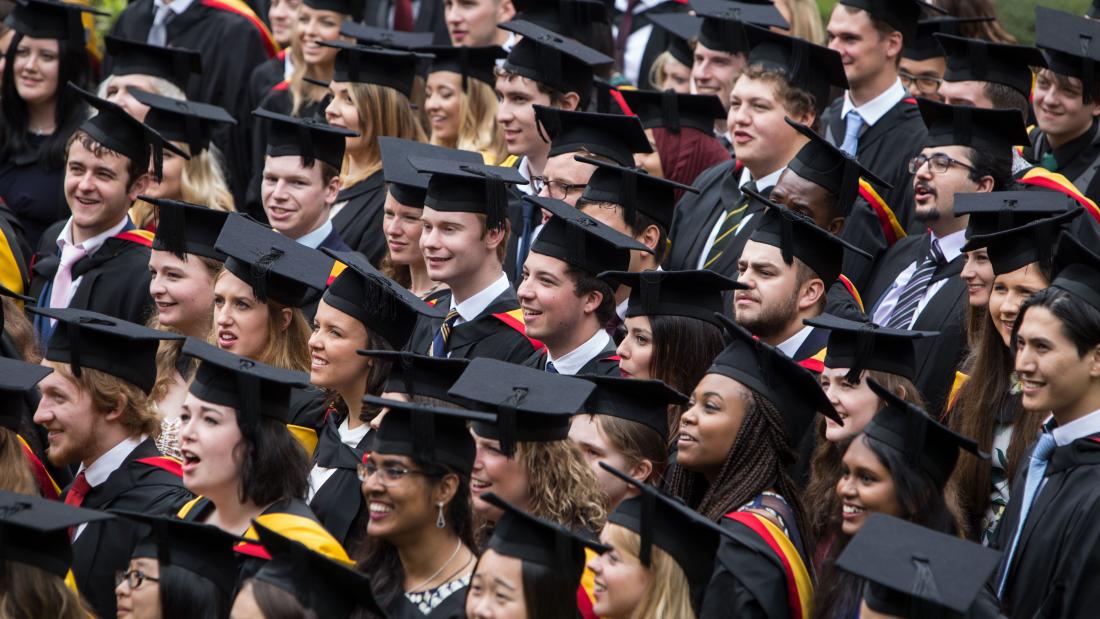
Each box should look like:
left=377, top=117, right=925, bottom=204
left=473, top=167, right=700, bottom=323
left=436, top=502, right=446, bottom=529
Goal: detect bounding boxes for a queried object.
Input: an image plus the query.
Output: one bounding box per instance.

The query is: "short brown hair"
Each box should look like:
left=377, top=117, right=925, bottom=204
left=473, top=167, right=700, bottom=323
left=494, top=68, right=575, bottom=108
left=66, top=130, right=149, bottom=192
left=740, top=64, right=819, bottom=131
left=50, top=362, right=159, bottom=439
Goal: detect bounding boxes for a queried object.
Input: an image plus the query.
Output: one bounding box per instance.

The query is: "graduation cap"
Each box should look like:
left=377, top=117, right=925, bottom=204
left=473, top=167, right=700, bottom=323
left=363, top=395, right=495, bottom=474
left=918, top=98, right=1029, bottom=154
left=301, top=0, right=361, bottom=20
left=961, top=208, right=1083, bottom=276
left=0, top=490, right=114, bottom=577
left=378, top=137, right=482, bottom=207
left=599, top=462, right=723, bottom=589
left=647, top=12, right=701, bottom=68
left=745, top=188, right=871, bottom=285
left=143, top=196, right=230, bottom=261
left=1036, top=6, right=1100, bottom=102
left=598, top=269, right=744, bottom=328
left=29, top=308, right=182, bottom=394
left=1050, top=231, right=1100, bottom=312
left=253, top=108, right=358, bottom=170
left=357, top=350, right=470, bottom=403
left=422, top=45, right=509, bottom=88
left=534, top=106, right=652, bottom=167
left=320, top=249, right=443, bottom=350
left=499, top=19, right=612, bottom=108
left=0, top=358, right=51, bottom=432
left=744, top=24, right=847, bottom=114
left=904, top=17, right=993, bottom=61
left=934, top=33, right=1046, bottom=98
left=104, top=36, right=202, bottom=93
left=339, top=21, right=434, bottom=48
left=528, top=196, right=653, bottom=275
left=955, top=190, right=1074, bottom=239
left=617, top=89, right=726, bottom=134
left=837, top=513, right=1001, bottom=616
left=693, top=0, right=789, bottom=54
left=130, top=90, right=236, bottom=154
left=116, top=511, right=240, bottom=597
left=5, top=0, right=106, bottom=45
left=580, top=375, right=687, bottom=441
left=784, top=117, right=891, bottom=216
left=312, top=40, right=427, bottom=98
left=252, top=522, right=386, bottom=619
left=449, top=357, right=596, bottom=456
left=1091, top=0, right=1100, bottom=19
left=410, top=155, right=528, bottom=231
left=836, top=0, right=942, bottom=44
left=214, top=213, right=334, bottom=307
left=803, top=313, right=937, bottom=383
left=0, top=283, right=34, bottom=339
left=513, top=0, right=611, bottom=31
left=481, top=492, right=610, bottom=585
left=69, top=83, right=189, bottom=182
left=182, top=337, right=311, bottom=432
left=710, top=315, right=840, bottom=441
left=577, top=156, right=695, bottom=231
left=863, top=377, right=986, bottom=490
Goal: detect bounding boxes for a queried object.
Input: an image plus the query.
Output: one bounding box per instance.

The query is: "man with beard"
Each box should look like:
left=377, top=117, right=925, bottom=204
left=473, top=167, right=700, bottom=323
left=864, top=100, right=1018, bottom=413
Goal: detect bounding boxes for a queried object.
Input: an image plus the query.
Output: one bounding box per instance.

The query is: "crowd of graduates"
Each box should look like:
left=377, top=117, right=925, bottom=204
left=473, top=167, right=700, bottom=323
left=5, top=0, right=1100, bottom=618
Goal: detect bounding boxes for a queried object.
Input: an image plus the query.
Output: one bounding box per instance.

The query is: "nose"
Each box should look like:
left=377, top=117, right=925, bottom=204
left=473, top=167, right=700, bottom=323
left=836, top=474, right=856, bottom=499
left=149, top=273, right=167, bottom=296
left=324, top=98, right=339, bottom=122
left=215, top=304, right=232, bottom=327
left=586, top=553, right=603, bottom=574
left=615, top=338, right=629, bottom=359
left=516, top=276, right=534, bottom=301
left=307, top=328, right=323, bottom=352
left=179, top=414, right=198, bottom=442
left=76, top=171, right=95, bottom=193
left=32, top=398, right=51, bottom=425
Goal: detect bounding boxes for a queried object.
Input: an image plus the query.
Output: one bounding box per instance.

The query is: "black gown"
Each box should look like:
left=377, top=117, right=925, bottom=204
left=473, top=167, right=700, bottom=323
left=404, top=288, right=540, bottom=364
left=519, top=335, right=621, bottom=376
left=308, top=413, right=370, bottom=553
left=0, top=135, right=68, bottom=248
left=68, top=439, right=194, bottom=619
left=619, top=0, right=691, bottom=89
left=248, top=51, right=288, bottom=117
left=332, top=171, right=388, bottom=267
left=387, top=579, right=470, bottom=619
left=1023, top=122, right=1100, bottom=206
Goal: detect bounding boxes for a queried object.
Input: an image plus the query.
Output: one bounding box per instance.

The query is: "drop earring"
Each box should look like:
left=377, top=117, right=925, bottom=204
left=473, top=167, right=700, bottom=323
left=436, top=502, right=446, bottom=529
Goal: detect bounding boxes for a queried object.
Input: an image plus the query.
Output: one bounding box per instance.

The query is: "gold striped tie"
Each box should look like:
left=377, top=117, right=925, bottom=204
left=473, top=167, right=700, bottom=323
left=431, top=308, right=460, bottom=357
left=703, top=189, right=753, bottom=269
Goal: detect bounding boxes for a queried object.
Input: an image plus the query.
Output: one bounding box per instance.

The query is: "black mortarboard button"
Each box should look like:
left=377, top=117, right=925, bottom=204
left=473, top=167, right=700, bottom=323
left=744, top=24, right=847, bottom=114
left=618, top=89, right=726, bottom=134
left=5, top=0, right=106, bottom=45
left=0, top=490, right=113, bottom=577
left=693, top=0, right=789, bottom=54
left=961, top=208, right=1083, bottom=276
left=410, top=156, right=528, bottom=230
left=104, top=36, right=202, bottom=93
left=339, top=22, right=434, bottom=48
left=904, top=17, right=993, bottom=61
left=528, top=196, right=653, bottom=276
left=580, top=375, right=687, bottom=441
left=534, top=106, right=652, bottom=167
left=784, top=117, right=892, bottom=216
left=449, top=357, right=596, bottom=456
left=481, top=492, right=610, bottom=585
left=837, top=0, right=943, bottom=44
left=955, top=190, right=1075, bottom=239
left=512, top=0, right=610, bottom=32
left=28, top=308, right=183, bottom=394
left=599, top=269, right=744, bottom=328
left=422, top=44, right=508, bottom=89
left=710, top=315, right=840, bottom=443
left=379, top=137, right=482, bottom=207
left=130, top=89, right=236, bottom=154
left=364, top=395, right=495, bottom=474
left=321, top=249, right=443, bottom=350
left=0, top=358, right=51, bottom=432
left=214, top=213, right=334, bottom=308
left=745, top=188, right=872, bottom=285
left=253, top=108, right=358, bottom=170
left=863, top=377, right=987, bottom=490
left=499, top=19, right=613, bottom=108
left=357, top=350, right=470, bottom=404
left=182, top=337, right=311, bottom=432
left=647, top=12, right=701, bottom=68
left=1036, top=6, right=1100, bottom=102
left=144, top=196, right=230, bottom=261
left=302, top=0, right=361, bottom=20
left=1050, top=233, right=1100, bottom=312
left=577, top=156, right=695, bottom=231
left=836, top=513, right=1002, bottom=616
left=917, top=98, right=1029, bottom=154
left=69, top=83, right=189, bottom=181
left=803, top=313, right=937, bottom=383
left=934, top=33, right=1046, bottom=98
left=116, top=511, right=240, bottom=598
left=252, top=522, right=386, bottom=619
left=311, top=40, right=428, bottom=98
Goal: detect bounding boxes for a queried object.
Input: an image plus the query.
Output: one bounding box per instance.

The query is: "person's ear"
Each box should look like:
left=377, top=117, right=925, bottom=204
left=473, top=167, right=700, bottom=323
left=324, top=171, right=341, bottom=206
left=827, top=216, right=846, bottom=236
left=127, top=172, right=153, bottom=203
left=798, top=278, right=826, bottom=312
left=560, top=91, right=581, bottom=111
left=433, top=472, right=460, bottom=505
left=279, top=307, right=294, bottom=331
left=1089, top=344, right=1100, bottom=378
left=629, top=459, right=653, bottom=485
left=582, top=288, right=604, bottom=316
left=639, top=224, right=661, bottom=253
left=976, top=175, right=996, bottom=193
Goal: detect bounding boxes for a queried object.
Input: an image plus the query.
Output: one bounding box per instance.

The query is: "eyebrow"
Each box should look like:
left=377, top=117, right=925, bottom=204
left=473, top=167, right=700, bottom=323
left=493, top=577, right=516, bottom=592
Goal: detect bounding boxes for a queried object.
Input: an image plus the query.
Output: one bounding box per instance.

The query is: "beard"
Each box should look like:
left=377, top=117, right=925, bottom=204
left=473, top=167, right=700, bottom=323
left=735, top=291, right=799, bottom=340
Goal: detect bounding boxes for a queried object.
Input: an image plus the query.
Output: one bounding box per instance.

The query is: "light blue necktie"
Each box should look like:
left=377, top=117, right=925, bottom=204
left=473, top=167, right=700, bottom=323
left=996, top=431, right=1058, bottom=598
left=840, top=110, right=864, bottom=156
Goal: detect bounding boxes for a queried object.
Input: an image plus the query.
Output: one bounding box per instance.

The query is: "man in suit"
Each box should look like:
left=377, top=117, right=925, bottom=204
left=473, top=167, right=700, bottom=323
left=364, top=0, right=450, bottom=44
left=864, top=101, right=1020, bottom=415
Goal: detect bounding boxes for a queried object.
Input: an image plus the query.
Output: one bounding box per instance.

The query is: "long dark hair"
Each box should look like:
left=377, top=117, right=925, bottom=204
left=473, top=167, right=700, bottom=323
left=236, top=417, right=310, bottom=506
left=0, top=32, right=92, bottom=167
left=522, top=560, right=583, bottom=619
left=648, top=314, right=726, bottom=437
left=158, top=564, right=231, bottom=619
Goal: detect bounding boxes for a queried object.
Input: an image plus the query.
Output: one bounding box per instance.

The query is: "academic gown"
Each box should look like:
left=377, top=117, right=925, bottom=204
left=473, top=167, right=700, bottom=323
left=308, top=413, right=370, bottom=551
left=619, top=0, right=690, bottom=89
left=289, top=386, right=329, bottom=434
left=1024, top=122, right=1100, bottom=206
left=361, top=0, right=450, bottom=44
left=519, top=336, right=621, bottom=376
left=68, top=439, right=193, bottom=619
left=501, top=184, right=532, bottom=285
left=404, top=289, right=540, bottom=363
left=820, top=96, right=927, bottom=232
left=863, top=233, right=967, bottom=416
left=0, top=136, right=68, bottom=248
left=248, top=52, right=288, bottom=119
left=387, top=584, right=469, bottom=619
left=331, top=171, right=388, bottom=267
left=0, top=200, right=30, bottom=291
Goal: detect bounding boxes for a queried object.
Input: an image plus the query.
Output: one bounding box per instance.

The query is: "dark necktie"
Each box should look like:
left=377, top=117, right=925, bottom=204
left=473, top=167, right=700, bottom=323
left=546, top=360, right=559, bottom=374
left=515, top=199, right=537, bottom=281
left=703, top=179, right=756, bottom=269
left=884, top=239, right=946, bottom=329
left=430, top=308, right=460, bottom=357
left=393, top=0, right=414, bottom=31
left=614, top=0, right=641, bottom=71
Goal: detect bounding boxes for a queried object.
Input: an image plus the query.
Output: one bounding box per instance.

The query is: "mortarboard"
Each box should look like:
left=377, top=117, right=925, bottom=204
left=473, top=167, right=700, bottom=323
left=1050, top=231, right=1100, bottom=312
left=28, top=307, right=182, bottom=394
left=0, top=358, right=52, bottom=432
left=580, top=375, right=687, bottom=440
left=499, top=19, right=612, bottom=108
left=647, top=12, right=700, bottom=67
left=599, top=269, right=744, bottom=328
left=534, top=105, right=652, bottom=167
left=1035, top=6, right=1100, bottom=102
left=422, top=44, right=508, bottom=88
left=618, top=89, right=726, bottom=134
left=117, top=511, right=240, bottom=597
left=904, top=17, right=993, bottom=61
left=837, top=0, right=942, bottom=44
left=934, top=33, right=1046, bottom=98
left=961, top=208, right=1083, bottom=275
left=693, top=0, right=788, bottom=54
left=411, top=155, right=528, bottom=230
left=214, top=213, right=334, bottom=307
left=339, top=22, right=434, bottom=48
left=320, top=249, right=443, bottom=349
left=357, top=350, right=470, bottom=404
left=144, top=196, right=230, bottom=261
left=528, top=196, right=653, bottom=275
left=955, top=190, right=1075, bottom=239
left=313, top=40, right=428, bottom=98
left=5, top=0, right=105, bottom=45
left=302, top=0, right=361, bottom=19
left=364, top=395, right=495, bottom=474
left=784, top=117, right=892, bottom=216
left=450, top=357, right=596, bottom=456
left=577, top=156, right=695, bottom=231
left=104, top=36, right=202, bottom=93
left=0, top=490, right=113, bottom=577
left=378, top=137, right=482, bottom=207
left=253, top=108, right=358, bottom=170
left=918, top=98, right=1029, bottom=154
left=744, top=24, right=847, bottom=114
left=803, top=313, right=937, bottom=383
left=130, top=89, right=236, bottom=154
left=512, top=0, right=610, bottom=31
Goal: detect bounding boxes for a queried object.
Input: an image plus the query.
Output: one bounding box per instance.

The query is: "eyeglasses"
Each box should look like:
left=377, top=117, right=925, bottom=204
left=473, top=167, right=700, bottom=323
left=357, top=457, right=427, bottom=485
left=115, top=569, right=160, bottom=589
left=530, top=176, right=586, bottom=200
left=899, top=71, right=944, bottom=95
left=907, top=153, right=977, bottom=175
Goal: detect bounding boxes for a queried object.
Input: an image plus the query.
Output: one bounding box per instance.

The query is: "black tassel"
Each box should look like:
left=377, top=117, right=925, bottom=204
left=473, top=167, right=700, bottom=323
left=150, top=141, right=164, bottom=183
left=638, top=271, right=662, bottom=315
left=845, top=323, right=877, bottom=384
left=909, top=555, right=944, bottom=605
left=621, top=172, right=638, bottom=227
left=638, top=489, right=656, bottom=567
left=235, top=368, right=263, bottom=437
left=411, top=407, right=436, bottom=465
left=460, top=166, right=507, bottom=230
left=157, top=199, right=188, bottom=258
left=347, top=48, right=362, bottom=83
left=296, top=125, right=316, bottom=168
left=838, top=159, right=860, bottom=215
left=953, top=107, right=972, bottom=149
left=778, top=210, right=794, bottom=266
left=363, top=274, right=398, bottom=322
left=661, top=89, right=680, bottom=133
left=497, top=387, right=528, bottom=458
left=459, top=46, right=470, bottom=93
left=400, top=355, right=415, bottom=398
left=68, top=323, right=83, bottom=378
left=184, top=112, right=203, bottom=155
left=250, top=248, right=285, bottom=303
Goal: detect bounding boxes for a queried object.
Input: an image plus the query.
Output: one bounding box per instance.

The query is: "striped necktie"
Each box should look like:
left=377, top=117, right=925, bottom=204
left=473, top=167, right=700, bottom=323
left=703, top=180, right=756, bottom=269
left=884, top=239, right=945, bottom=329
left=430, top=308, right=460, bottom=357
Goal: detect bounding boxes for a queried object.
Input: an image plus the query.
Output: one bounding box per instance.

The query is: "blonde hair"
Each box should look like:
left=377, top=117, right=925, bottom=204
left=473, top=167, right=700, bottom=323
left=0, top=561, right=90, bottom=619
left=48, top=362, right=160, bottom=439
left=604, top=523, right=696, bottom=619
left=342, top=81, right=427, bottom=187
left=521, top=440, right=606, bottom=533
left=0, top=428, right=36, bottom=495
left=430, top=76, right=508, bottom=165
left=131, top=144, right=236, bottom=228
left=778, top=0, right=826, bottom=44
left=3, top=297, right=39, bottom=364
left=211, top=270, right=313, bottom=373
left=148, top=256, right=223, bottom=404
left=96, top=74, right=185, bottom=101
left=647, top=51, right=686, bottom=92
left=288, top=23, right=345, bottom=117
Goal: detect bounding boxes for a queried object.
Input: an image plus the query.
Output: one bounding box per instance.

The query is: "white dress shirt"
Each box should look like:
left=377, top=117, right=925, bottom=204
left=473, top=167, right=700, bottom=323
left=295, top=218, right=334, bottom=249
left=840, top=78, right=907, bottom=129
left=614, top=0, right=666, bottom=86
left=451, top=273, right=511, bottom=326
left=546, top=329, right=613, bottom=375
left=53, top=216, right=130, bottom=309
left=696, top=166, right=786, bottom=269
left=153, top=0, right=196, bottom=17
left=776, top=325, right=814, bottom=358
left=73, top=435, right=147, bottom=539
left=871, top=229, right=967, bottom=328
left=307, top=417, right=370, bottom=501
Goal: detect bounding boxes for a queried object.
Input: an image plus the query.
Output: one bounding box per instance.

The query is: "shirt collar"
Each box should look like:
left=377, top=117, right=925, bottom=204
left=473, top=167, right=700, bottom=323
left=547, top=329, right=612, bottom=375
left=451, top=273, right=510, bottom=323
left=776, top=324, right=814, bottom=358
left=1049, top=409, right=1100, bottom=447
left=81, top=435, right=147, bottom=487
left=931, top=228, right=967, bottom=264
left=840, top=78, right=907, bottom=127
left=153, top=0, right=196, bottom=15
left=57, top=216, right=130, bottom=255
left=739, top=165, right=786, bottom=191
left=294, top=218, right=334, bottom=249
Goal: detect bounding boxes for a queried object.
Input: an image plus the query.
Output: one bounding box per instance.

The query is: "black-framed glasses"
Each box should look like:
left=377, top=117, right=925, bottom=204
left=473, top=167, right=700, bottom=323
left=357, top=457, right=428, bottom=485
left=115, top=569, right=160, bottom=589
left=899, top=71, right=944, bottom=94
left=530, top=175, right=586, bottom=200
left=907, top=153, right=977, bottom=175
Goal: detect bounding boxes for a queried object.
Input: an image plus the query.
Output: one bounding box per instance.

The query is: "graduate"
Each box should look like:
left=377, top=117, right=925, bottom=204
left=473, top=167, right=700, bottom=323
left=99, top=36, right=200, bottom=119
left=645, top=10, right=700, bottom=93
left=0, top=356, right=60, bottom=499
left=512, top=0, right=613, bottom=72
left=421, top=44, right=508, bottom=164
left=615, top=0, right=691, bottom=90
left=897, top=17, right=989, bottom=101
left=444, top=0, right=515, bottom=47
